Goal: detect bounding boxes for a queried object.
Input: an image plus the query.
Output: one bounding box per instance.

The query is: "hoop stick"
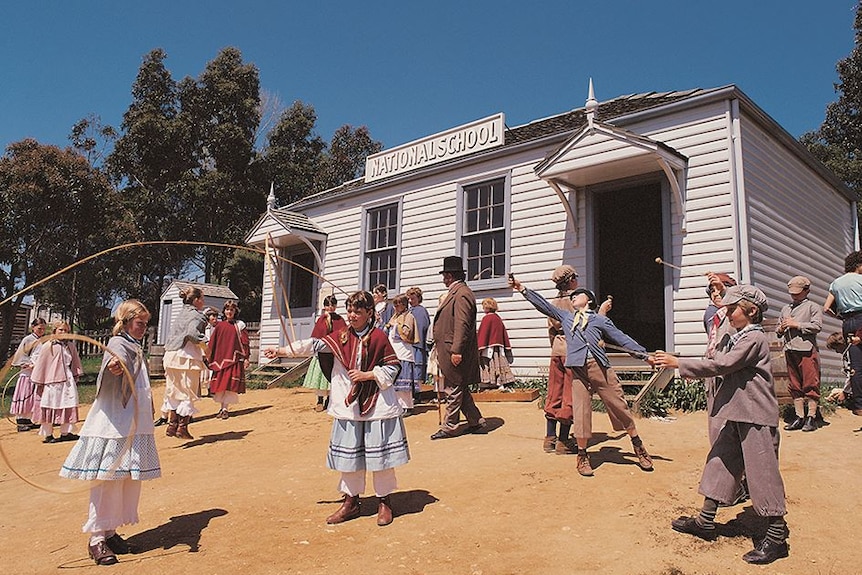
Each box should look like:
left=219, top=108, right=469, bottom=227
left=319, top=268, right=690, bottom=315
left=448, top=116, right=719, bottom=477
left=654, top=257, right=684, bottom=271
left=0, top=333, right=137, bottom=494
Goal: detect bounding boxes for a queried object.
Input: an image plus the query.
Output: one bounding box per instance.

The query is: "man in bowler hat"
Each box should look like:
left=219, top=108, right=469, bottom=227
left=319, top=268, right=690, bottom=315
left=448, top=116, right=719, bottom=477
left=430, top=256, right=486, bottom=439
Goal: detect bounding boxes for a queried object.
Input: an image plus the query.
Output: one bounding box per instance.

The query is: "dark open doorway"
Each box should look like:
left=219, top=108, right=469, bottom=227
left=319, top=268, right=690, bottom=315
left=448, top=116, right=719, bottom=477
left=593, top=181, right=665, bottom=352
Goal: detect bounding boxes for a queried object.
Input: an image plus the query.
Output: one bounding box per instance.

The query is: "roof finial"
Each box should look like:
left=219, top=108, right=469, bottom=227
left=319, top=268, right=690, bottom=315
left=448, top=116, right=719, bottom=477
left=267, top=182, right=278, bottom=210
left=585, top=78, right=598, bottom=132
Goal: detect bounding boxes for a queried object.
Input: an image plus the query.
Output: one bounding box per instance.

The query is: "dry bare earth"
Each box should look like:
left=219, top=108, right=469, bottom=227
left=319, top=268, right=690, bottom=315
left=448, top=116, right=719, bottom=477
left=1, top=385, right=860, bottom=575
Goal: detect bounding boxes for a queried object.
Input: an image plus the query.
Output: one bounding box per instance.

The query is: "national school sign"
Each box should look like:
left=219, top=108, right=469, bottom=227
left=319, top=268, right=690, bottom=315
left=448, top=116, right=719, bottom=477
left=365, top=113, right=505, bottom=183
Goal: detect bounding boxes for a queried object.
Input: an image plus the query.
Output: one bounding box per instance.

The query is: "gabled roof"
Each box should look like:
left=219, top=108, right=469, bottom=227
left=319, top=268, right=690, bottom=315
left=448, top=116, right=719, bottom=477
left=505, top=88, right=704, bottom=146
left=244, top=207, right=328, bottom=246
left=161, top=280, right=237, bottom=300
left=267, top=208, right=327, bottom=235
left=287, top=85, right=855, bottom=209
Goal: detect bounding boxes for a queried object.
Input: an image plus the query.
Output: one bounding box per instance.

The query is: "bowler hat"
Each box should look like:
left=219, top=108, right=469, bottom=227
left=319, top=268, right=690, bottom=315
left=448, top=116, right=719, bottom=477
left=439, top=256, right=465, bottom=274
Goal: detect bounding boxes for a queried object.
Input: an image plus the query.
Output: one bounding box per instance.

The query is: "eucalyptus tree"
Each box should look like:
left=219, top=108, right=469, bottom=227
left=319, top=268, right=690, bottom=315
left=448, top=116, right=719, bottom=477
left=802, top=2, right=862, bottom=203
left=0, top=140, right=126, bottom=357
left=315, top=124, right=383, bottom=191
left=262, top=100, right=327, bottom=206
left=105, top=48, right=195, bottom=314
left=181, top=47, right=267, bottom=284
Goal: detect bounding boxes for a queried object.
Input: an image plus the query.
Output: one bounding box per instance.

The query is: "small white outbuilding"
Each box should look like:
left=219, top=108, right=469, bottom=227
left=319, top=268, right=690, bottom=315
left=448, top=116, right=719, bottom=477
left=157, top=281, right=238, bottom=344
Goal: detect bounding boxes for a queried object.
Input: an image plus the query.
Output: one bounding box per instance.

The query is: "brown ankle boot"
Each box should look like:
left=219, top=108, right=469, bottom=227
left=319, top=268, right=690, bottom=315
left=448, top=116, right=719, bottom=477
left=377, top=495, right=393, bottom=526
left=326, top=494, right=360, bottom=524
left=165, top=411, right=178, bottom=437
left=176, top=415, right=193, bottom=439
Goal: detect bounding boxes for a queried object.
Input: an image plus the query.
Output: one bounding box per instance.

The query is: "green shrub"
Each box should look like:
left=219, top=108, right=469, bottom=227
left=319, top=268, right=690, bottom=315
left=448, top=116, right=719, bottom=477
left=635, top=378, right=707, bottom=417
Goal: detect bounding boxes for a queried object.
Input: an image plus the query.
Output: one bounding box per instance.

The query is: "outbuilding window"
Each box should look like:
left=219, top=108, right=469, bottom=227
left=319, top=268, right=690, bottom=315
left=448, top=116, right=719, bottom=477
left=462, top=177, right=508, bottom=281
left=364, top=202, right=399, bottom=291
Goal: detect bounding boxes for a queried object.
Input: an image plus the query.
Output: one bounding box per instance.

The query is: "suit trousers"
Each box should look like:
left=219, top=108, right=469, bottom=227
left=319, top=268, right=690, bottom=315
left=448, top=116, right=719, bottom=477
left=570, top=359, right=635, bottom=439
left=441, top=383, right=483, bottom=432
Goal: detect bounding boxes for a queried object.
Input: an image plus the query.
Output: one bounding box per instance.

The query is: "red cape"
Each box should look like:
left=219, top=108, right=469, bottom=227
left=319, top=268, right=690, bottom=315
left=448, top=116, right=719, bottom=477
left=477, top=312, right=511, bottom=350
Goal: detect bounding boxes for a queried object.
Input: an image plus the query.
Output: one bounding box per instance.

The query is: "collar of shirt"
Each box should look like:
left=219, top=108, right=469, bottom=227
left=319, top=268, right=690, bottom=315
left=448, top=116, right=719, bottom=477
left=354, top=325, right=372, bottom=338
left=727, top=324, right=763, bottom=348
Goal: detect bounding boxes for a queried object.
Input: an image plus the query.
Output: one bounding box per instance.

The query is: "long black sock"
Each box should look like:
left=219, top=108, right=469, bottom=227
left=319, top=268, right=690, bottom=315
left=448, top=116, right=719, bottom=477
left=697, top=498, right=718, bottom=529
left=546, top=419, right=557, bottom=437
left=558, top=423, right=571, bottom=440
left=765, top=516, right=787, bottom=543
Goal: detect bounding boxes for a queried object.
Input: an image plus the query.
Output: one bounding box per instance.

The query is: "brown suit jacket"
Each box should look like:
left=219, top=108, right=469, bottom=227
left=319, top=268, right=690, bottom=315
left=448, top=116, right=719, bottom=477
left=433, top=281, right=481, bottom=387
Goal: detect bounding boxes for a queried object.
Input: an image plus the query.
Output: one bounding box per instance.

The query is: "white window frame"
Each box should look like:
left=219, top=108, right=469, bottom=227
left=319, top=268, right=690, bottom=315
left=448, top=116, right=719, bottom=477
left=457, top=172, right=511, bottom=290
left=360, top=199, right=403, bottom=293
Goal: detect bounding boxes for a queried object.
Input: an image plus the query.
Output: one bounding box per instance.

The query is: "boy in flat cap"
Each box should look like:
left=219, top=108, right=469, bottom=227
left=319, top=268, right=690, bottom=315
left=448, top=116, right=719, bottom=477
left=510, top=275, right=653, bottom=477
left=655, top=285, right=789, bottom=565
left=543, top=265, right=612, bottom=454
left=777, top=275, right=822, bottom=432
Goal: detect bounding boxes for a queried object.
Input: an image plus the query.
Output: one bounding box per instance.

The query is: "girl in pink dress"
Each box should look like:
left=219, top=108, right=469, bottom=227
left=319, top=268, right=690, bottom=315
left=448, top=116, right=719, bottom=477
left=31, top=320, right=83, bottom=443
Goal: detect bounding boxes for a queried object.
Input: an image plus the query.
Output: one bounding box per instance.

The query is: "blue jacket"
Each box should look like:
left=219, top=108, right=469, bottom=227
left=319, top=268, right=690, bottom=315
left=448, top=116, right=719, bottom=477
left=521, top=287, right=647, bottom=368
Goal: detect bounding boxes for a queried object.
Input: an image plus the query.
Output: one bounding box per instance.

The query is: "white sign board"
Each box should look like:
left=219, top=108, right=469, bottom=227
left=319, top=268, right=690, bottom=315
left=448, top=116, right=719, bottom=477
left=365, top=113, right=505, bottom=183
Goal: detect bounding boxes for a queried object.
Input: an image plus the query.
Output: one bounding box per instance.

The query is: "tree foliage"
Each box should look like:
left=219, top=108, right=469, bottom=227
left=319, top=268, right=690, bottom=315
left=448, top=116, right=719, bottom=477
left=0, top=140, right=128, bottom=357
left=262, top=100, right=326, bottom=206
left=1, top=45, right=384, bottom=341
left=802, top=2, right=862, bottom=200
left=315, top=124, right=383, bottom=191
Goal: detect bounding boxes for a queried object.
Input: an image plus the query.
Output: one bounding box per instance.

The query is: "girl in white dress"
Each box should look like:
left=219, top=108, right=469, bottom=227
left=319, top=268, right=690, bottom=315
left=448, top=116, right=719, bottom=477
left=60, top=300, right=161, bottom=566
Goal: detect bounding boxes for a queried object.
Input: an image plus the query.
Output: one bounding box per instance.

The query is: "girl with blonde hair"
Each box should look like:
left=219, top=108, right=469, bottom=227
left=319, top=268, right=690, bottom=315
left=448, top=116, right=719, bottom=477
left=60, top=299, right=161, bottom=565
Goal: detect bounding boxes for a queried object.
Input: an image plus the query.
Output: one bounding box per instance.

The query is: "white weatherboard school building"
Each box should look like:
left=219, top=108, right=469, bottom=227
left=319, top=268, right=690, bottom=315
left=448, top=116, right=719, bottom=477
left=247, top=84, right=857, bottom=380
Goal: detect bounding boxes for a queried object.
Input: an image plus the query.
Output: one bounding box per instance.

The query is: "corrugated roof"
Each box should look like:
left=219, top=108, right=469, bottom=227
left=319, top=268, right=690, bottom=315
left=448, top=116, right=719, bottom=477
left=505, top=89, right=705, bottom=145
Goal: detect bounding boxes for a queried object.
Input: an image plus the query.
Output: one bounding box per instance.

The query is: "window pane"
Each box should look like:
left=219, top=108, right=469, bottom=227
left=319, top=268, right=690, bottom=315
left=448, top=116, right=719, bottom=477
left=492, top=203, right=504, bottom=228
left=462, top=179, right=506, bottom=279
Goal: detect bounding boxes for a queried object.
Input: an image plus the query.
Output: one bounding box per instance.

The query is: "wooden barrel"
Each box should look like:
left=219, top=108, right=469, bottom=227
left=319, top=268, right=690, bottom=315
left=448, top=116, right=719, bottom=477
left=763, top=319, right=792, bottom=405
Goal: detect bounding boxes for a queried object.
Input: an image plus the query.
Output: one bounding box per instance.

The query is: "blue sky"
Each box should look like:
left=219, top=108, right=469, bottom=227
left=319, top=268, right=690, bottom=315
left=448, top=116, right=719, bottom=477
left=1, top=1, right=857, bottom=154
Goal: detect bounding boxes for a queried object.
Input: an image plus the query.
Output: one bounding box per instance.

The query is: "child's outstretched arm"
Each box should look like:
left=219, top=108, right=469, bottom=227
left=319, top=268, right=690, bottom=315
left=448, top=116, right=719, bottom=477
left=509, top=274, right=566, bottom=323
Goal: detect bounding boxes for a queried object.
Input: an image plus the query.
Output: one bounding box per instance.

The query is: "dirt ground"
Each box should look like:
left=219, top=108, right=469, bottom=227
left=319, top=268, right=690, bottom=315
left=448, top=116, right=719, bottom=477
left=1, top=385, right=861, bottom=575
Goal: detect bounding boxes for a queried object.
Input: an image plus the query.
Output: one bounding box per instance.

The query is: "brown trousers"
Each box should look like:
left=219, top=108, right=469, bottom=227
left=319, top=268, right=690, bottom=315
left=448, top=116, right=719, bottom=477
left=570, top=359, right=635, bottom=440
left=544, top=356, right=573, bottom=423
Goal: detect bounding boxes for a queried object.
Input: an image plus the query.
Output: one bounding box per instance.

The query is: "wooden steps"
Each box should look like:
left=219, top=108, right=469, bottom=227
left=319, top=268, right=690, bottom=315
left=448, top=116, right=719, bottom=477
left=251, top=356, right=312, bottom=388
left=607, top=353, right=674, bottom=411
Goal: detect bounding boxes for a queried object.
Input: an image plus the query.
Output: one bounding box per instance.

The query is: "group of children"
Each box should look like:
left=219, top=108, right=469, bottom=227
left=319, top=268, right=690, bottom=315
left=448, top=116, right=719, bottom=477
left=302, top=285, right=518, bottom=416
left=511, top=265, right=838, bottom=565
left=10, top=318, right=84, bottom=443
left=12, top=254, right=856, bottom=568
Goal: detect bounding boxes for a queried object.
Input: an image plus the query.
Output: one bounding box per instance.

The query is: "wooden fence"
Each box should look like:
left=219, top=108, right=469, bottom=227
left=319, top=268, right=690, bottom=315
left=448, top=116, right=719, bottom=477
left=75, top=323, right=259, bottom=361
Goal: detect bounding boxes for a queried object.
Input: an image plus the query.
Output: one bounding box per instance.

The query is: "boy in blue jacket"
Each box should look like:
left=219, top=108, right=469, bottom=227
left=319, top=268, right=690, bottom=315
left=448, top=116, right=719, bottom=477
left=511, top=277, right=653, bottom=477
